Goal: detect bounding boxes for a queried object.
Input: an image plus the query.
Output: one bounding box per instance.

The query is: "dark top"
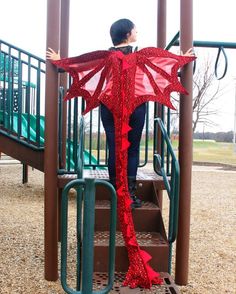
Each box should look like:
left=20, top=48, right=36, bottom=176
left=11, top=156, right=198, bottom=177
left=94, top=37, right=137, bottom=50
left=109, top=45, right=137, bottom=55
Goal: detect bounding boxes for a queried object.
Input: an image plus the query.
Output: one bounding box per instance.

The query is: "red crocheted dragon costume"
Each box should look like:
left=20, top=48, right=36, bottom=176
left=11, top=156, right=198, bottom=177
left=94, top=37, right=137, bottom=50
left=51, top=47, right=195, bottom=288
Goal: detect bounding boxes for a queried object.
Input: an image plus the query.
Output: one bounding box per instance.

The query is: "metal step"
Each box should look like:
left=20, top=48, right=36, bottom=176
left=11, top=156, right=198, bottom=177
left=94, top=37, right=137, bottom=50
left=58, top=169, right=166, bottom=190
left=92, top=272, right=180, bottom=293
left=95, top=200, right=164, bottom=232
left=93, top=231, right=169, bottom=272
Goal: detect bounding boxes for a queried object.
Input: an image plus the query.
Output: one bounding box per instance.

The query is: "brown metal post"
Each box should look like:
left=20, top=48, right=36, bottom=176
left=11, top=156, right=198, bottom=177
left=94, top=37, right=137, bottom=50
left=157, top=0, right=166, bottom=48
left=44, top=0, right=61, bottom=281
left=60, top=0, right=70, bottom=169
left=156, top=0, right=166, bottom=209
left=175, top=0, right=193, bottom=285
left=57, top=0, right=70, bottom=242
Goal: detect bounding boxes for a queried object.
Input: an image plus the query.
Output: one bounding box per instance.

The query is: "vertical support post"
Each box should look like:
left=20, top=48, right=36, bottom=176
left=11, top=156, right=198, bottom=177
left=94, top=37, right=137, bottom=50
left=58, top=0, right=70, bottom=243
left=175, top=0, right=193, bottom=285
left=60, top=0, right=70, bottom=169
left=155, top=0, right=166, bottom=209
left=82, top=179, right=96, bottom=294
left=22, top=163, right=28, bottom=184
left=157, top=0, right=166, bottom=48
left=44, top=0, right=61, bottom=281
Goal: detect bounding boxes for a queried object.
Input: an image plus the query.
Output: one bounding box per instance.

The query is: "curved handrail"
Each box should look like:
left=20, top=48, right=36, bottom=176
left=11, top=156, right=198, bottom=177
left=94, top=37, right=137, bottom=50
left=61, top=178, right=117, bottom=294
left=153, top=118, right=180, bottom=272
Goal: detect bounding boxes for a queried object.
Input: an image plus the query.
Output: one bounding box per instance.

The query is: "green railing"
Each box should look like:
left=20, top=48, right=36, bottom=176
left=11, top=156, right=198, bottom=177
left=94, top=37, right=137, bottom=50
left=58, top=90, right=150, bottom=172
left=173, top=38, right=236, bottom=80
left=0, top=39, right=45, bottom=148
left=154, top=118, right=180, bottom=273
left=61, top=178, right=117, bottom=294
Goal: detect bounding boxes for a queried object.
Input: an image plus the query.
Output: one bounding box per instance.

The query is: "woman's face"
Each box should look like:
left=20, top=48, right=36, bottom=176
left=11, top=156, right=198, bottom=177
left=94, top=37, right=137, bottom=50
left=127, top=26, right=137, bottom=43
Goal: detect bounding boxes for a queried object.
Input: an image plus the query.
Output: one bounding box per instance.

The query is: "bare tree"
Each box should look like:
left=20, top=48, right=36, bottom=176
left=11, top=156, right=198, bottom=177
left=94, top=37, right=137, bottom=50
left=169, top=54, right=226, bottom=133
left=192, top=56, right=224, bottom=133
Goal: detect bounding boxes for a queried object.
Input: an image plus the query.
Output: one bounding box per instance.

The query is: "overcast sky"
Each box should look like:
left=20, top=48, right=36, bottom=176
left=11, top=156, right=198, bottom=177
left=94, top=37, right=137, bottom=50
left=0, top=0, right=235, bottom=132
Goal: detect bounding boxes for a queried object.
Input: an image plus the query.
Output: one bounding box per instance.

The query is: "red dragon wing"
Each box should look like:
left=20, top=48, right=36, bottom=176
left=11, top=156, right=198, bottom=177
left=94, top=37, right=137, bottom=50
left=51, top=50, right=112, bottom=114
left=131, top=47, right=196, bottom=112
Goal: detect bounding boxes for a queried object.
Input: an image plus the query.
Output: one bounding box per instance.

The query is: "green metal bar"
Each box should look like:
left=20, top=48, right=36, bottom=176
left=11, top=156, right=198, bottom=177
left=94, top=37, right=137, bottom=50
left=88, top=111, right=93, bottom=166
left=73, top=98, right=79, bottom=171
left=153, top=118, right=180, bottom=274
left=77, top=117, right=84, bottom=179
left=0, top=39, right=45, bottom=63
left=0, top=40, right=45, bottom=150
left=0, top=52, right=7, bottom=125
left=165, top=31, right=180, bottom=50
left=67, top=100, right=72, bottom=171
left=76, top=184, right=83, bottom=291
left=10, top=56, right=14, bottom=132
left=61, top=179, right=85, bottom=294
left=96, top=107, right=101, bottom=165
left=6, top=49, right=12, bottom=130
left=215, top=46, right=228, bottom=80
left=17, top=52, right=23, bottom=138
left=81, top=178, right=96, bottom=294
left=58, top=87, right=64, bottom=168
left=61, top=178, right=116, bottom=294
left=36, top=61, right=41, bottom=146
left=174, top=39, right=236, bottom=49
left=26, top=56, right=31, bottom=142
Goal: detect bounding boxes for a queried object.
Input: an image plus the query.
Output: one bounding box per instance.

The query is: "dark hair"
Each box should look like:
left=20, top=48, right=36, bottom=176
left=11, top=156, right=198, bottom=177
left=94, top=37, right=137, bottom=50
left=110, top=19, right=135, bottom=46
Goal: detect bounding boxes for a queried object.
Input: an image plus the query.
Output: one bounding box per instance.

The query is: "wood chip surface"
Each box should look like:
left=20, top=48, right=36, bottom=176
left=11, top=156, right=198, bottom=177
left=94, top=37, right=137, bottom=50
left=0, top=163, right=235, bottom=293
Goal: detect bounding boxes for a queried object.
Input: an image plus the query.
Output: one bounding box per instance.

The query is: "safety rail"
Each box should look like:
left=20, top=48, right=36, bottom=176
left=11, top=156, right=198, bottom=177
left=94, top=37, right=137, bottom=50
left=57, top=86, right=151, bottom=173
left=0, top=39, right=45, bottom=148
left=173, top=39, right=236, bottom=80
left=61, top=178, right=117, bottom=294
left=153, top=118, right=180, bottom=273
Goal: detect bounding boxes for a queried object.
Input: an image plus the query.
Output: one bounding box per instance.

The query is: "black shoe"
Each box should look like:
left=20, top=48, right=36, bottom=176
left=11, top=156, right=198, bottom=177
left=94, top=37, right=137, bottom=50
left=130, top=195, right=142, bottom=209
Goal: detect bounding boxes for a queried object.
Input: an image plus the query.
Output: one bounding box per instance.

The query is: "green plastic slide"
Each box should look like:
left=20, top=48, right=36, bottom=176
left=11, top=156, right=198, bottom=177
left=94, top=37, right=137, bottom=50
left=0, top=111, right=99, bottom=169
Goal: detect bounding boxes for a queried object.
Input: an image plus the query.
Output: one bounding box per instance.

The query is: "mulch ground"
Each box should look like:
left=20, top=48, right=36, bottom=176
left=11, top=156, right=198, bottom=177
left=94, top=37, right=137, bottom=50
left=0, top=163, right=235, bottom=293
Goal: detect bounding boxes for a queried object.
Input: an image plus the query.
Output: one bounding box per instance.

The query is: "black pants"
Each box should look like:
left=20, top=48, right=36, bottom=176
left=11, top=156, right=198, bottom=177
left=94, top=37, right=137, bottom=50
left=101, top=103, right=146, bottom=179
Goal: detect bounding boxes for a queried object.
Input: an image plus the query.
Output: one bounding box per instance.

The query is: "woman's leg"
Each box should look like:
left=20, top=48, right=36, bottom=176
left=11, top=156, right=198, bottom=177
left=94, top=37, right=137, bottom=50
left=127, top=103, right=146, bottom=208
left=128, top=103, right=146, bottom=177
left=100, top=104, right=116, bottom=179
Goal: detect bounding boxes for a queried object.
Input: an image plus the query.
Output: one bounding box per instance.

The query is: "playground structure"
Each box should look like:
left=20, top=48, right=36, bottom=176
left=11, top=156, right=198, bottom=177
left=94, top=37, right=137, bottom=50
left=0, top=0, right=194, bottom=292
left=1, top=0, right=235, bottom=293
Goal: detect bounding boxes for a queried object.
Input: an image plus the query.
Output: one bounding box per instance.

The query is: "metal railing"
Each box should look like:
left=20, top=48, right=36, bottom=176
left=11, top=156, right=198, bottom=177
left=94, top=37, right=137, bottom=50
left=61, top=178, right=117, bottom=294
left=154, top=118, right=180, bottom=273
left=173, top=38, right=236, bottom=80
left=0, top=39, right=45, bottom=148
left=57, top=85, right=150, bottom=173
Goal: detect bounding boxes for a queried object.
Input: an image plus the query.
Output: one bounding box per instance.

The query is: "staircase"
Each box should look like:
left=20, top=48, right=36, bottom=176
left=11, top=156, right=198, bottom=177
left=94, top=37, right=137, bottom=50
left=82, top=169, right=180, bottom=293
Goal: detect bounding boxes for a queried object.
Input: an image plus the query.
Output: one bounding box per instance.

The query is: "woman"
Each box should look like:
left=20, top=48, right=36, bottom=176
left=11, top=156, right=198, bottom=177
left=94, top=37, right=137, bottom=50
left=101, top=19, right=144, bottom=209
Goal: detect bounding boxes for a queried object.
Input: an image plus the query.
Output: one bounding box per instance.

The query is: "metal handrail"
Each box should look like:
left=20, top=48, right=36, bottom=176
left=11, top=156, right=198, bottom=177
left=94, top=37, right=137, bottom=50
left=0, top=39, right=45, bottom=148
left=61, top=178, right=117, bottom=294
left=172, top=39, right=236, bottom=80
left=154, top=118, right=180, bottom=273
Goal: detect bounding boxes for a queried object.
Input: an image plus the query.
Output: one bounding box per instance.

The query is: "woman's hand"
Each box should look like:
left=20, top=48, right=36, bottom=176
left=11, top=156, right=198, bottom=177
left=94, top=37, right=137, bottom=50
left=46, top=48, right=61, bottom=60
left=181, top=47, right=195, bottom=57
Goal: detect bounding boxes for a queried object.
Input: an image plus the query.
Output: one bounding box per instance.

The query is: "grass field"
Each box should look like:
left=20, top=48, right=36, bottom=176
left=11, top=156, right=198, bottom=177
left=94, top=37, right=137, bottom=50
left=171, top=140, right=236, bottom=166
left=139, top=139, right=236, bottom=166
left=92, top=139, right=236, bottom=167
